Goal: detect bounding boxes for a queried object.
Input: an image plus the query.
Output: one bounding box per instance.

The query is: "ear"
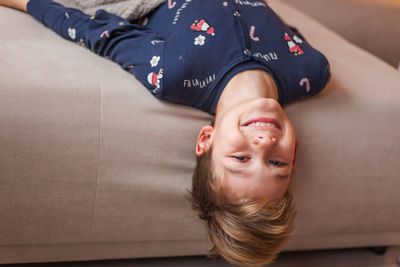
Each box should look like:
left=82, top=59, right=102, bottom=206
left=292, top=138, right=299, bottom=167
left=195, top=125, right=214, bottom=156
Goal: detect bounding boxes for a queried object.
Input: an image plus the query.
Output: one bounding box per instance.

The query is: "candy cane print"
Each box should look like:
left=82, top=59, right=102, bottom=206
left=300, top=77, right=310, bottom=92
left=250, top=25, right=259, bottom=41
left=100, top=30, right=110, bottom=38
left=168, top=0, right=176, bottom=9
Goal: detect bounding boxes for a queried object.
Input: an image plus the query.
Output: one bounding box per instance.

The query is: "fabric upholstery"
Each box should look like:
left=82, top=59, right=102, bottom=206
left=280, top=0, right=400, bottom=68
left=1, top=0, right=400, bottom=263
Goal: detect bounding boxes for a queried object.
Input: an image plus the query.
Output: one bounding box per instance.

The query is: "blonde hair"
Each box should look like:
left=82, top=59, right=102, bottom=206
left=188, top=147, right=296, bottom=267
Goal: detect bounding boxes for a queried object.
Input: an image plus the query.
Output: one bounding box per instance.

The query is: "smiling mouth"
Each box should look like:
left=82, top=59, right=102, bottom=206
left=241, top=117, right=282, bottom=130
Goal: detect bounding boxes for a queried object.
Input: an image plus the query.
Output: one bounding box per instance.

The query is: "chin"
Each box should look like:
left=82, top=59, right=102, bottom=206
left=250, top=98, right=282, bottom=109
left=241, top=98, right=285, bottom=118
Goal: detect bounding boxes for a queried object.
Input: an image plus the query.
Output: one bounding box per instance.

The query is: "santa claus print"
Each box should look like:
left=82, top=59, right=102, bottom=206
left=147, top=69, right=164, bottom=93
left=190, top=19, right=215, bottom=36
left=284, top=33, right=303, bottom=56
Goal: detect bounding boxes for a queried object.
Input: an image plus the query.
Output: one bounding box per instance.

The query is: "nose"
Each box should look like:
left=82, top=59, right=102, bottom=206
left=251, top=134, right=277, bottom=146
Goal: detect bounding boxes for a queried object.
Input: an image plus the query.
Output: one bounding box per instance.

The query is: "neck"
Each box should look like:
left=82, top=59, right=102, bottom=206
left=214, top=69, right=278, bottom=116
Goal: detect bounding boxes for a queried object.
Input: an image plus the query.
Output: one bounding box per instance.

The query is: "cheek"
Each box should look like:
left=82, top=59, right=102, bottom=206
left=282, top=130, right=297, bottom=161
left=216, top=131, right=246, bottom=151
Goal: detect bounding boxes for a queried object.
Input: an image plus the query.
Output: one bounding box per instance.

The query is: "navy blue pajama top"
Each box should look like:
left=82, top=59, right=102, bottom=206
left=27, top=0, right=331, bottom=115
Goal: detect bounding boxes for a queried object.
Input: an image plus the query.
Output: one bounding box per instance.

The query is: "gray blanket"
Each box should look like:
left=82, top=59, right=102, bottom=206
left=55, top=0, right=167, bottom=21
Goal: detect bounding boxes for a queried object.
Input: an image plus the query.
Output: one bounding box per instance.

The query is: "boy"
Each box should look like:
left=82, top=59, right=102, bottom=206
left=0, top=0, right=330, bottom=265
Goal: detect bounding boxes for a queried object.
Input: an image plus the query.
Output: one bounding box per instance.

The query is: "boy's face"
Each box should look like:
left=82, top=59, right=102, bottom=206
left=196, top=98, right=297, bottom=201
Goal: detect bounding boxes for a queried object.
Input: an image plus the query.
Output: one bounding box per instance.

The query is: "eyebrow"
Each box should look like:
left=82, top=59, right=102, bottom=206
left=224, top=166, right=249, bottom=177
left=224, top=166, right=291, bottom=180
left=276, top=174, right=291, bottom=180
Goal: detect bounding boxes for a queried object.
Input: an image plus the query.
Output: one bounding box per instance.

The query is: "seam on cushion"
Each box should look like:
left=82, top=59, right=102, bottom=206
left=89, top=64, right=103, bottom=239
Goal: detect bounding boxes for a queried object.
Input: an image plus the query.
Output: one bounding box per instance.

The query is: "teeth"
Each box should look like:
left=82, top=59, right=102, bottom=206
left=248, top=122, right=277, bottom=128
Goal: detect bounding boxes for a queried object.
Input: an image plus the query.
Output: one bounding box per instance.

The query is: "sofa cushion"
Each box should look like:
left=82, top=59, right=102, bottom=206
left=1, top=0, right=400, bottom=263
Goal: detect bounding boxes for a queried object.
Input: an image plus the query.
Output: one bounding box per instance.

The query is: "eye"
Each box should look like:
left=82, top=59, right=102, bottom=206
left=233, top=156, right=250, bottom=162
left=269, top=160, right=287, bottom=167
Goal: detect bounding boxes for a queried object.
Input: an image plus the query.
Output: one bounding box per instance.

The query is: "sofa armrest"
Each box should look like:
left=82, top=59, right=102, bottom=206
left=280, top=0, right=400, bottom=69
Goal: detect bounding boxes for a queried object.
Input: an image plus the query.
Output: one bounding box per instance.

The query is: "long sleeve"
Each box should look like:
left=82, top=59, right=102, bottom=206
left=27, top=0, right=166, bottom=95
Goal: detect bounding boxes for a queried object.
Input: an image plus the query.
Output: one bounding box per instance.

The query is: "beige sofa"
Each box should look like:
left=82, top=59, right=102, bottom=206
left=281, top=0, right=400, bottom=69
left=1, top=0, right=400, bottom=264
